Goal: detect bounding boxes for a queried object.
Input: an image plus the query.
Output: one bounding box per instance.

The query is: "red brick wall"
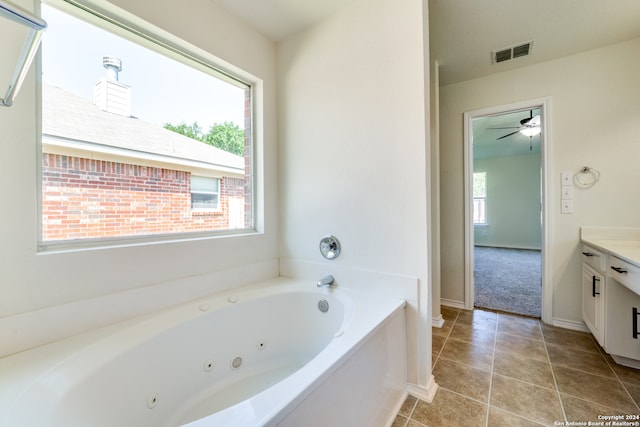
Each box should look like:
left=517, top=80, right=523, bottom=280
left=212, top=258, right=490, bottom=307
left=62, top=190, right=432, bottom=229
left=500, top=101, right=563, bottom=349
left=42, top=154, right=246, bottom=241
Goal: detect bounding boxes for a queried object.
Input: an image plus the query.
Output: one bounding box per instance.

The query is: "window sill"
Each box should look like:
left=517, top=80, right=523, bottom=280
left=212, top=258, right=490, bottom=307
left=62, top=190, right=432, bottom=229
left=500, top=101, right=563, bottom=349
left=191, top=209, right=223, bottom=216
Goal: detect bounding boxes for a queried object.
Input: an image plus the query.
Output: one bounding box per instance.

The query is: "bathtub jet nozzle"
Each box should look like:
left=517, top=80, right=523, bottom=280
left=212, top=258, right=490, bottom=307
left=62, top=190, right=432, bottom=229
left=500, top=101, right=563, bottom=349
left=317, top=275, right=335, bottom=288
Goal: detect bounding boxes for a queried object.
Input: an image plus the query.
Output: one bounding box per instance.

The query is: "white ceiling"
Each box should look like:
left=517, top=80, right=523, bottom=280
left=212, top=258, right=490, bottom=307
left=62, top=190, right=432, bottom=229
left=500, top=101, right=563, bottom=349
left=211, top=0, right=640, bottom=88
left=430, top=0, right=640, bottom=86
left=209, top=0, right=356, bottom=41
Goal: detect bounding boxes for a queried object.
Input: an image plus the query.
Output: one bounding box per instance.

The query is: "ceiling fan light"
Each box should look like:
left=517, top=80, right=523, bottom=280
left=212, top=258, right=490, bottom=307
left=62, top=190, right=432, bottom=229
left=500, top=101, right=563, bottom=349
left=520, top=126, right=541, bottom=137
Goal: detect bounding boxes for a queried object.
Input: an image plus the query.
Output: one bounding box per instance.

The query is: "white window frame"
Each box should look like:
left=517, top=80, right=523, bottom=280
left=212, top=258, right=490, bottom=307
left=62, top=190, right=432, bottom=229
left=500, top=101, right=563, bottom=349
left=37, top=0, right=259, bottom=252
left=473, top=171, right=487, bottom=225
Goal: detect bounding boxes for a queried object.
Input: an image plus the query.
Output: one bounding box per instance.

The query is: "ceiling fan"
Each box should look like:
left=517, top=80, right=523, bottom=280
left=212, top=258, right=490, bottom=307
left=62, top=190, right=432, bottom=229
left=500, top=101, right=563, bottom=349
left=490, top=110, right=541, bottom=140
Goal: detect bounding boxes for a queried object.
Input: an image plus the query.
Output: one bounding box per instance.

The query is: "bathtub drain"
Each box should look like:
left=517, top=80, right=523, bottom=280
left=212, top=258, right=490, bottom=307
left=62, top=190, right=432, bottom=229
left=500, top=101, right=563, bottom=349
left=318, top=299, right=329, bottom=313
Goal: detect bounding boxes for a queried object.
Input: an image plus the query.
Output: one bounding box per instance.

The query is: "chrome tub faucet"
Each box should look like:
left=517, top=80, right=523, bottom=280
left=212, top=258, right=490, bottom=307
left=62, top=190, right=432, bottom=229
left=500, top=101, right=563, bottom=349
left=317, top=274, right=335, bottom=288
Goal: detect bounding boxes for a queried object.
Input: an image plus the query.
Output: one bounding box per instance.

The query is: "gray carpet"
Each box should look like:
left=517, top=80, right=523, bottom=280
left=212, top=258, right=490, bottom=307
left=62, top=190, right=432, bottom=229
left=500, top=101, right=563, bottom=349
left=474, top=246, right=542, bottom=318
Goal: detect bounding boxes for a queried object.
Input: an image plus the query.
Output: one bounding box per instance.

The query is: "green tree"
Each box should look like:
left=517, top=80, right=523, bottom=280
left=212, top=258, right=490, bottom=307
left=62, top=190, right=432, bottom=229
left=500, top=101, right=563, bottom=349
left=203, top=122, right=245, bottom=156
left=163, top=120, right=245, bottom=156
left=163, top=121, right=203, bottom=141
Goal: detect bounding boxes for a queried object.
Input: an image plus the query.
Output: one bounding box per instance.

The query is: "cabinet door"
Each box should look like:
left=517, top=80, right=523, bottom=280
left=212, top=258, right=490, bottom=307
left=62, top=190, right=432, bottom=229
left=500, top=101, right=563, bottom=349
left=582, top=264, right=604, bottom=346
left=605, top=278, right=640, bottom=360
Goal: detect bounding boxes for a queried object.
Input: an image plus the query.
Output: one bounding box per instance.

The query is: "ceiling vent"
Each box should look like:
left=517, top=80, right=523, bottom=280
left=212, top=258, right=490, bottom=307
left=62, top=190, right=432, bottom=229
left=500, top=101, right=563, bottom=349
left=492, top=40, right=534, bottom=64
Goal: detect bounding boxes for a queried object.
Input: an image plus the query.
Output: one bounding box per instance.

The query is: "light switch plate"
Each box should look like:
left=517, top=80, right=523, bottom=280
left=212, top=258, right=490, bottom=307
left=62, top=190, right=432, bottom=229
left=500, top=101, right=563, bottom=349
left=561, top=199, right=574, bottom=214
left=561, top=185, right=573, bottom=200
left=561, top=171, right=572, bottom=186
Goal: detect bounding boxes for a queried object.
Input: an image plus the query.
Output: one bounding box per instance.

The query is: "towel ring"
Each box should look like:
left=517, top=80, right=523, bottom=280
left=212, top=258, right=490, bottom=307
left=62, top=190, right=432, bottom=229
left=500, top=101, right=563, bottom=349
left=574, top=166, right=600, bottom=187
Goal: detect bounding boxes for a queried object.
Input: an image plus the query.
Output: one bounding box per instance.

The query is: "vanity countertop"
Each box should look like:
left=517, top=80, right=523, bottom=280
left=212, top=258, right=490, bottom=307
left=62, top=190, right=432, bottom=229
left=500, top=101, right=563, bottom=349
left=581, top=238, right=640, bottom=268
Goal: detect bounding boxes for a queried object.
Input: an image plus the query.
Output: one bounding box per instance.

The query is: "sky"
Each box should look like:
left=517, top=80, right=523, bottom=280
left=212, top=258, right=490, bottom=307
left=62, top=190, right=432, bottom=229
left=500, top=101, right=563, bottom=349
left=40, top=4, right=245, bottom=131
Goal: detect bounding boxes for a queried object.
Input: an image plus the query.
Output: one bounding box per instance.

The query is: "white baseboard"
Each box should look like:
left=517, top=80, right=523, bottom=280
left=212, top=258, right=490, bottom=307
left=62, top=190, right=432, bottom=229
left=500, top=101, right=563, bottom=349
left=440, top=298, right=465, bottom=310
left=406, top=375, right=438, bottom=403
left=611, top=354, right=640, bottom=369
left=383, top=391, right=409, bottom=427
left=550, top=318, right=589, bottom=332
left=474, top=244, right=542, bottom=251
left=432, top=314, right=445, bottom=328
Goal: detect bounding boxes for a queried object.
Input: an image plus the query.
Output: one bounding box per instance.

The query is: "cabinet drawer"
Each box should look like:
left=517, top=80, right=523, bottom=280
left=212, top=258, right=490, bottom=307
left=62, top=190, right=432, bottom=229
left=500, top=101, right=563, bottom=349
left=609, top=256, right=640, bottom=295
left=582, top=245, right=605, bottom=272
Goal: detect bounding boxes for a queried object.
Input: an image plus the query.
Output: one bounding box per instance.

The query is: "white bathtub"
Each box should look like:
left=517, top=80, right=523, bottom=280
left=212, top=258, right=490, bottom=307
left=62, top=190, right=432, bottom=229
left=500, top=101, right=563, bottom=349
left=0, top=277, right=407, bottom=426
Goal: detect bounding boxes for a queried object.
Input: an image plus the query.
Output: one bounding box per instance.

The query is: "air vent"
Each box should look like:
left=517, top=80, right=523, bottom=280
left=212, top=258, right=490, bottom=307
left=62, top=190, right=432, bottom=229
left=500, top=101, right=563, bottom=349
left=492, top=40, right=534, bottom=64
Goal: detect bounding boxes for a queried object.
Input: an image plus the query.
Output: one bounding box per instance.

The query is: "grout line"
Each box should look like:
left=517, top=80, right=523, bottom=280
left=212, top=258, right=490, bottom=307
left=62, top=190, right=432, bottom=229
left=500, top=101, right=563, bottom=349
left=598, top=350, right=640, bottom=412
left=407, top=395, right=419, bottom=419
left=484, top=312, right=499, bottom=426
left=432, top=311, right=457, bottom=368
left=540, top=321, right=568, bottom=423
left=489, top=405, right=549, bottom=427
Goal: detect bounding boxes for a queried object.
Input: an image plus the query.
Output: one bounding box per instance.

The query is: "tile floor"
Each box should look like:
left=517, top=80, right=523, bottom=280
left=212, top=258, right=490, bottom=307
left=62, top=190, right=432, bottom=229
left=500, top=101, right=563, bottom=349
left=392, top=307, right=640, bottom=427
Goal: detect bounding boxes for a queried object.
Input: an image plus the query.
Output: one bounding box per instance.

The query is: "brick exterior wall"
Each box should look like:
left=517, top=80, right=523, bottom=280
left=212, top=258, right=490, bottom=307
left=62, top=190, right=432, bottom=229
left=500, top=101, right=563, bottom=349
left=42, top=154, right=246, bottom=241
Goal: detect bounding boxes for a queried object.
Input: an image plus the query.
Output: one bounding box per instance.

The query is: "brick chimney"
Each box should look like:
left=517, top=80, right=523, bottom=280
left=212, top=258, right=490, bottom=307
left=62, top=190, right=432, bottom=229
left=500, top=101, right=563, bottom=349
left=93, top=56, right=131, bottom=117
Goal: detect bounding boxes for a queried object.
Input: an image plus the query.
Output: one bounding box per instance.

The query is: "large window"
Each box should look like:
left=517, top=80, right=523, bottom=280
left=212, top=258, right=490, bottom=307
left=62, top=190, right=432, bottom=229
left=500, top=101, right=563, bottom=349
left=473, top=171, right=487, bottom=225
left=40, top=1, right=254, bottom=245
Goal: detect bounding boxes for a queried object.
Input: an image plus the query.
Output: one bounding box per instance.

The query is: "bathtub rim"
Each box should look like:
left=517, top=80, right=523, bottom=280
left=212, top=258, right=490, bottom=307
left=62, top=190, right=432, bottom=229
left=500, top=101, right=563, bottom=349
left=0, top=276, right=407, bottom=427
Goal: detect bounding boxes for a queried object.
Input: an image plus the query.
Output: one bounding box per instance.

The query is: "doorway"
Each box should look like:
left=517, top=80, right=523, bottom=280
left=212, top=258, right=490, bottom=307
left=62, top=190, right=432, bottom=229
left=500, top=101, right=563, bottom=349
left=463, top=99, right=550, bottom=320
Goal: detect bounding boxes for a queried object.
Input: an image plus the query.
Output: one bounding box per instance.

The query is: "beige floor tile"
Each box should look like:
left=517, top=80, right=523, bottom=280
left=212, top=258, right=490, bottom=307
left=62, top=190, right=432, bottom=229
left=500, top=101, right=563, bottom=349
left=433, top=358, right=492, bottom=402
left=540, top=324, right=599, bottom=353
left=497, top=317, right=542, bottom=341
left=495, top=333, right=548, bottom=362
left=488, top=406, right=547, bottom=427
left=493, top=349, right=556, bottom=390
left=449, top=321, right=496, bottom=347
left=553, top=365, right=638, bottom=413
left=457, top=309, right=498, bottom=326
left=411, top=389, right=486, bottom=427
left=561, top=393, right=637, bottom=424
left=432, top=334, right=447, bottom=357
left=391, top=414, right=408, bottom=427
left=398, top=394, right=417, bottom=417
left=439, top=338, right=494, bottom=371
left=441, top=306, right=460, bottom=321
left=406, top=420, right=427, bottom=427
left=611, top=362, right=640, bottom=387
left=622, top=382, right=640, bottom=409
left=546, top=343, right=614, bottom=378
left=490, top=374, right=564, bottom=426
left=432, top=321, right=453, bottom=338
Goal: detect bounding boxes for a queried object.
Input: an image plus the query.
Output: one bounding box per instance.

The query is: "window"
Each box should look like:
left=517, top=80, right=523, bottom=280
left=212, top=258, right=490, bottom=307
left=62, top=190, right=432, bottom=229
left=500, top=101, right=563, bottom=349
left=40, top=1, right=254, bottom=245
left=191, top=176, right=220, bottom=210
left=473, top=172, right=487, bottom=225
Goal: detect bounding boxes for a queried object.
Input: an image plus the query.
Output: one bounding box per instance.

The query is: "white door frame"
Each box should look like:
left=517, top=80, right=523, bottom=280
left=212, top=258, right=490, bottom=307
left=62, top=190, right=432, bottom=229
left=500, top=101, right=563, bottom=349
left=463, top=98, right=552, bottom=323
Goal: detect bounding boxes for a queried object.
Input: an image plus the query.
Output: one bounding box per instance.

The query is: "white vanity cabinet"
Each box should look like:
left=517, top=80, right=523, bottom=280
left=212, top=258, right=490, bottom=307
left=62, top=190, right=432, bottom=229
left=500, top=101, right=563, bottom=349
left=605, top=274, right=640, bottom=362
left=582, top=264, right=604, bottom=346
left=581, top=245, right=605, bottom=346
left=581, top=228, right=640, bottom=367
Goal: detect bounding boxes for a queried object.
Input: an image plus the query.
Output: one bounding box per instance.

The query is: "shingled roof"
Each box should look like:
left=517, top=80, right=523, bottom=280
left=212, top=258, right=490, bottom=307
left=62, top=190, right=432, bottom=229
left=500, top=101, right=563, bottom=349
left=42, top=84, right=245, bottom=175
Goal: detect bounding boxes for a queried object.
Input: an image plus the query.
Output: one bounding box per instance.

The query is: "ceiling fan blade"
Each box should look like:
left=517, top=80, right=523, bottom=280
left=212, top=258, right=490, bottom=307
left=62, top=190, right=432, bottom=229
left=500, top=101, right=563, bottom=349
left=497, top=130, right=521, bottom=140
left=487, top=126, right=522, bottom=130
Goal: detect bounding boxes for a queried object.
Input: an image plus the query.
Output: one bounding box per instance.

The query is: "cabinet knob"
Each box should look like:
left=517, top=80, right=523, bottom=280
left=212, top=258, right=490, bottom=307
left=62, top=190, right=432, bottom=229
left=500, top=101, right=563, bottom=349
left=582, top=252, right=595, bottom=257
left=634, top=307, right=640, bottom=339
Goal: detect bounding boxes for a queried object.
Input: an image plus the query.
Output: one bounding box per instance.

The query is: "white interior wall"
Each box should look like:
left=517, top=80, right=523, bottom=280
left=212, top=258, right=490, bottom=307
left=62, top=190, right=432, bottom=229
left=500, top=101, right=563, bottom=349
left=277, top=0, right=432, bottom=392
left=474, top=153, right=542, bottom=249
left=440, top=37, right=640, bottom=322
left=0, top=0, right=278, bottom=356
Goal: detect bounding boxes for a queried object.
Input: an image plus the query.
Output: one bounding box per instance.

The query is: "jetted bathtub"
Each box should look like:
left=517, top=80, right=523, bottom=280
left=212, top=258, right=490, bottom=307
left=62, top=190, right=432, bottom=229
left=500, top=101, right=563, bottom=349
left=0, top=277, right=407, bottom=426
